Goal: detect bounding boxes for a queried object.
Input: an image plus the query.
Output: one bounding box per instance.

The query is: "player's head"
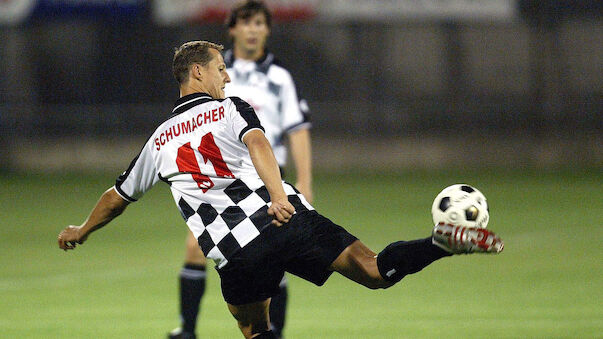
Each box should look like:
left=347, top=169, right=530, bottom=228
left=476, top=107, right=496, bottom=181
left=173, top=40, right=231, bottom=99
left=226, top=1, right=271, bottom=57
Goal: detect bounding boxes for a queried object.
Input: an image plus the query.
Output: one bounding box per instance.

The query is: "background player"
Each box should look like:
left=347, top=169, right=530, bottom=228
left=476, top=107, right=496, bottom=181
left=169, top=2, right=311, bottom=339
left=58, top=40, right=504, bottom=339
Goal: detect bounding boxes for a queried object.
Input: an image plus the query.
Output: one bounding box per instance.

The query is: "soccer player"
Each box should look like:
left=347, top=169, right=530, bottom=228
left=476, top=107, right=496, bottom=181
left=169, top=2, right=311, bottom=338
left=57, top=40, right=504, bottom=339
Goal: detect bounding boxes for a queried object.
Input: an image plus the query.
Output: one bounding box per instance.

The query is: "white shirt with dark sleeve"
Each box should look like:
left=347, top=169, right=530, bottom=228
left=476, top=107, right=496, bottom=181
left=113, top=93, right=313, bottom=268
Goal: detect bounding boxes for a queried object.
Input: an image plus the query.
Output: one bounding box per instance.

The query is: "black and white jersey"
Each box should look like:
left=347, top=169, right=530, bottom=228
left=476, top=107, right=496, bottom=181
left=224, top=50, right=310, bottom=166
left=114, top=93, right=313, bottom=268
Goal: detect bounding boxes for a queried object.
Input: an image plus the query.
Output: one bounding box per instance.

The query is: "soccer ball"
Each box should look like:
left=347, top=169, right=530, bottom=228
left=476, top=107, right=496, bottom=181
left=431, top=184, right=489, bottom=228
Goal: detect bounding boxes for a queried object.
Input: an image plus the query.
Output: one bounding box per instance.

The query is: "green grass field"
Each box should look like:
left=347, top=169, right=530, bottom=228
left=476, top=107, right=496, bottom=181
left=1, top=167, right=601, bottom=338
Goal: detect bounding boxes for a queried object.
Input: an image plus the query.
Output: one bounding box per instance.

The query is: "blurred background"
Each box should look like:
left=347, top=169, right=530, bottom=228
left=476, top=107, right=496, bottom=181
left=1, top=0, right=601, bottom=171
left=1, top=2, right=602, bottom=338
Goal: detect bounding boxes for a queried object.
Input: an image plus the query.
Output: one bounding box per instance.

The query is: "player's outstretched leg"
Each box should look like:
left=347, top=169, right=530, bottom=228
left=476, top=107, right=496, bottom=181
left=330, top=224, right=504, bottom=286
left=329, top=238, right=451, bottom=287
left=268, top=276, right=287, bottom=339
left=168, top=232, right=208, bottom=339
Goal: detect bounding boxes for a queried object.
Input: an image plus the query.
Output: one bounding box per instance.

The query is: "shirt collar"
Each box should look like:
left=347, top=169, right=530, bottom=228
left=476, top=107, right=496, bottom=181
left=224, top=49, right=274, bottom=70
left=172, top=92, right=213, bottom=115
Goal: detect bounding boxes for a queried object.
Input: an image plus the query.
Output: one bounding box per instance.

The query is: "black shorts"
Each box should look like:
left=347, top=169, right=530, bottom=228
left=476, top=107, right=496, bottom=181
left=216, top=210, right=357, bottom=305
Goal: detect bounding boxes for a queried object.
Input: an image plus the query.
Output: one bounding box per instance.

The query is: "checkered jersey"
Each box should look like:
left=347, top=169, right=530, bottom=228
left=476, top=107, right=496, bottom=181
left=224, top=50, right=310, bottom=166
left=114, top=93, right=314, bottom=268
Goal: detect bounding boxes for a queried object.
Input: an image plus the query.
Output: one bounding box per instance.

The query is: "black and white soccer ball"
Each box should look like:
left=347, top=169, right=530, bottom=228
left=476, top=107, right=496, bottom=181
left=431, top=184, right=489, bottom=228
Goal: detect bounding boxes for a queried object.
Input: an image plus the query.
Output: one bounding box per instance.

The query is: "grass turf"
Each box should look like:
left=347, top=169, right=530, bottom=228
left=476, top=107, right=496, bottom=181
left=0, top=167, right=601, bottom=338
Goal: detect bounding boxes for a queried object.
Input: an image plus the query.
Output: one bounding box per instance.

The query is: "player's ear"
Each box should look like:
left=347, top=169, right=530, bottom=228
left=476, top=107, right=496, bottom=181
left=192, top=64, right=203, bottom=80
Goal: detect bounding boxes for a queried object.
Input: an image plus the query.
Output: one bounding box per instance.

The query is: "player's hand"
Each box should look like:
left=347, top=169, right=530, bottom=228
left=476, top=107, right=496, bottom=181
left=268, top=198, right=295, bottom=226
left=58, top=225, right=87, bottom=251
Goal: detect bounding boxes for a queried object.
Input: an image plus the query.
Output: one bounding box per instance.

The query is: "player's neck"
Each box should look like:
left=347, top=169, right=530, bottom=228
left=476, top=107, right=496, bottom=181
left=180, top=83, right=209, bottom=98
left=233, top=45, right=264, bottom=62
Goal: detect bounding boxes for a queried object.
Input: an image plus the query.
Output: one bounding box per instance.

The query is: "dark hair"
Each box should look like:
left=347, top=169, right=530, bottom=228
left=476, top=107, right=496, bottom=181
left=226, top=0, right=272, bottom=29
left=172, top=41, right=224, bottom=84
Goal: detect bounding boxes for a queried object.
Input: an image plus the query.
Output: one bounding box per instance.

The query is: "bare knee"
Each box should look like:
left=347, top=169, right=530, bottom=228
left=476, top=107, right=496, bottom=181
left=184, top=230, right=206, bottom=265
left=330, top=240, right=393, bottom=290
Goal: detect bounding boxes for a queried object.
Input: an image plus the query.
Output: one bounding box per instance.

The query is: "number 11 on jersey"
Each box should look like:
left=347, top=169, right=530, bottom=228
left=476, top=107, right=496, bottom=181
left=176, top=132, right=234, bottom=192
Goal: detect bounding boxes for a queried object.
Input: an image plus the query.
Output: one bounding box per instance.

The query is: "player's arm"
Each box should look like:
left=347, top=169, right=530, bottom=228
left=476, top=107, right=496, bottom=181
left=243, top=129, right=295, bottom=226
left=57, top=187, right=129, bottom=251
left=288, top=127, right=312, bottom=203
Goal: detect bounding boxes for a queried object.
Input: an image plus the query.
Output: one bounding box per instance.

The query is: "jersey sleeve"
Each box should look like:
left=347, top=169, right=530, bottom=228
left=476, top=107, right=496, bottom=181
left=114, top=138, right=159, bottom=202
left=228, top=96, right=265, bottom=142
left=280, top=71, right=311, bottom=133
